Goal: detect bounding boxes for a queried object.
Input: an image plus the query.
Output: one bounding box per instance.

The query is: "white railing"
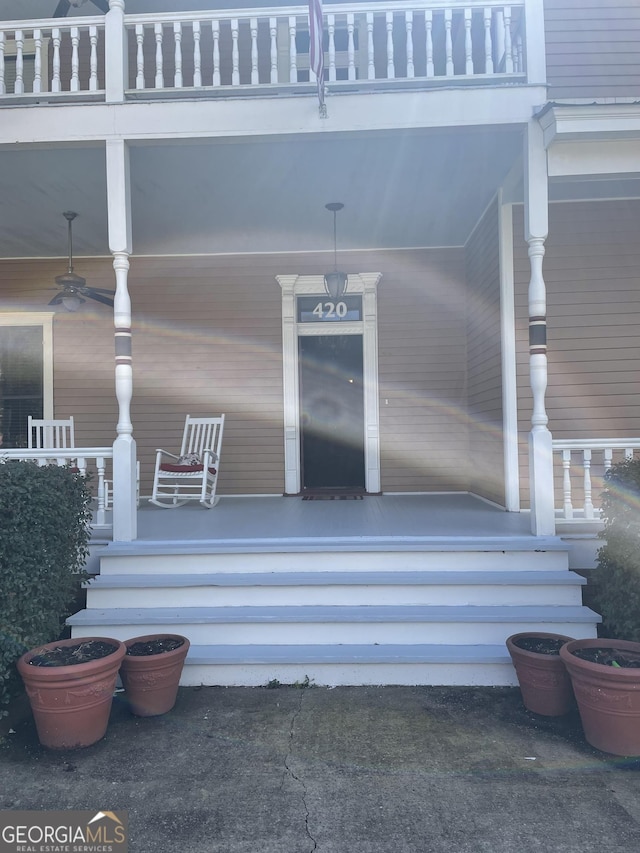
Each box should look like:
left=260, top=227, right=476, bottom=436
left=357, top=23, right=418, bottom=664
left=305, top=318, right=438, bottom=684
left=552, top=439, right=640, bottom=522
left=0, top=447, right=113, bottom=526
left=0, top=1, right=526, bottom=101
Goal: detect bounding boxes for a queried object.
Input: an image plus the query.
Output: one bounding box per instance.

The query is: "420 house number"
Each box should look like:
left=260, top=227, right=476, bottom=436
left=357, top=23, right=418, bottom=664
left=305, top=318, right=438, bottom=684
left=311, top=301, right=348, bottom=319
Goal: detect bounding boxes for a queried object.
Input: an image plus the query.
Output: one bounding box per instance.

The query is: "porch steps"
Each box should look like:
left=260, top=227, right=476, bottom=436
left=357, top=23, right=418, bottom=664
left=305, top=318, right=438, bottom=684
left=68, top=536, right=601, bottom=687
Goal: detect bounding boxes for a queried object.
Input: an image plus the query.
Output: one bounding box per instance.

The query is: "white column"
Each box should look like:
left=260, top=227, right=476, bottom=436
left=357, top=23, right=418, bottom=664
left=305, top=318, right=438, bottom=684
left=276, top=275, right=300, bottom=495
left=498, top=193, right=519, bottom=511
left=523, top=0, right=547, bottom=85
left=106, top=139, right=137, bottom=542
left=105, top=0, right=127, bottom=103
left=524, top=121, right=554, bottom=536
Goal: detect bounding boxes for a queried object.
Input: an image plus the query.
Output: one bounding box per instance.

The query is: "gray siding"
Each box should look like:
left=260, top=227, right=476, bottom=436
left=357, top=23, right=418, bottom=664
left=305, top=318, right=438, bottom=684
left=514, top=200, right=640, bottom=507
left=545, top=0, right=640, bottom=99
left=465, top=199, right=504, bottom=506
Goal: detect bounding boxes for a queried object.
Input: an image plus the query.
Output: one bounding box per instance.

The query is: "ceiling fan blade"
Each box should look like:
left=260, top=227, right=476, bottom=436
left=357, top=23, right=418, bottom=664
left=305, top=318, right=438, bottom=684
left=86, top=290, right=115, bottom=307
left=91, top=0, right=110, bottom=12
left=53, top=0, right=72, bottom=17
left=81, top=286, right=116, bottom=295
left=49, top=293, right=65, bottom=305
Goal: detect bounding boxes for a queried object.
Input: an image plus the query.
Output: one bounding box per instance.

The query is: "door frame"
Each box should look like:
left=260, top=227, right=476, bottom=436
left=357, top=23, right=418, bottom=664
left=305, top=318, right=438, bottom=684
left=277, top=273, right=382, bottom=495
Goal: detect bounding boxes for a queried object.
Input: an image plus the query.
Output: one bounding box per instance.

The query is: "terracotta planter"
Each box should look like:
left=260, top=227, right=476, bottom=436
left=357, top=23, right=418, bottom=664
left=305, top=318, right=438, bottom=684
left=560, top=638, right=640, bottom=756
left=506, top=632, right=575, bottom=716
left=17, top=636, right=126, bottom=749
left=119, top=634, right=190, bottom=717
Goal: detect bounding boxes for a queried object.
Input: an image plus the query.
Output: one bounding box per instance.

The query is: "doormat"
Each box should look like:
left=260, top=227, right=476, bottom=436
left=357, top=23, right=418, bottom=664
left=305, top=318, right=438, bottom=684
left=302, top=494, right=364, bottom=500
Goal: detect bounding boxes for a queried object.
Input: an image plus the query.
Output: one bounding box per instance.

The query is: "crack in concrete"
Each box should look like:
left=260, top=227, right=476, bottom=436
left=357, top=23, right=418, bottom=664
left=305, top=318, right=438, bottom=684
left=283, top=690, right=318, bottom=852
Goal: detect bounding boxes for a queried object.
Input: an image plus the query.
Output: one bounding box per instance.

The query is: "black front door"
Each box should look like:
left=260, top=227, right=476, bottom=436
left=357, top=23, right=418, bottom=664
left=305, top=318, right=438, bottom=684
left=299, top=334, right=365, bottom=492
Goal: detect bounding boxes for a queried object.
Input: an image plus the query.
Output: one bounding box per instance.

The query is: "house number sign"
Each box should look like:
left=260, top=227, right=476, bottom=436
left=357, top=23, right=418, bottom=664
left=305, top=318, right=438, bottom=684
left=297, top=295, right=362, bottom=323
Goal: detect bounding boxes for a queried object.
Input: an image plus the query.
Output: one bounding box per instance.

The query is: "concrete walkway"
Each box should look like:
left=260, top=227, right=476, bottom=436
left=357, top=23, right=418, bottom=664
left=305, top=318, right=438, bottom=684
left=1, top=685, right=640, bottom=852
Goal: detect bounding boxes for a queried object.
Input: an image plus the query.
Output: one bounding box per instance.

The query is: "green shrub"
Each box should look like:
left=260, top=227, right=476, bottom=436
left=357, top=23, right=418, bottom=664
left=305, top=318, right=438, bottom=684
left=0, top=462, right=92, bottom=716
left=594, top=458, right=640, bottom=641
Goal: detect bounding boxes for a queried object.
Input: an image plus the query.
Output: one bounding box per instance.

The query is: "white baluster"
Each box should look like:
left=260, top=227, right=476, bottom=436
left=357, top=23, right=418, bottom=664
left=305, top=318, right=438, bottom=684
left=193, top=21, right=202, bottom=87
left=52, top=28, right=61, bottom=93
left=604, top=447, right=613, bottom=471
left=135, top=24, right=145, bottom=89
left=154, top=23, right=164, bottom=88
left=445, top=10, right=453, bottom=76
left=231, top=19, right=239, bottom=85
left=269, top=17, right=277, bottom=83
left=484, top=8, right=494, bottom=74
left=96, top=456, right=106, bottom=526
left=328, top=14, right=336, bottom=82
left=583, top=449, right=594, bottom=519
left=212, top=21, right=220, bottom=86
left=173, top=22, right=183, bottom=87
left=250, top=18, right=258, bottom=84
left=70, top=27, right=80, bottom=91
left=405, top=11, right=414, bottom=78
left=625, top=447, right=634, bottom=460
left=288, top=16, right=297, bottom=83
left=464, top=9, right=473, bottom=75
left=366, top=12, right=375, bottom=80
left=386, top=12, right=394, bottom=79
left=503, top=7, right=513, bottom=73
left=516, top=33, right=523, bottom=73
left=33, top=29, right=42, bottom=93
left=562, top=449, right=573, bottom=519
left=347, top=13, right=356, bottom=81
left=89, top=26, right=98, bottom=91
left=14, top=29, right=24, bottom=94
left=425, top=11, right=433, bottom=77
left=0, top=33, right=5, bottom=95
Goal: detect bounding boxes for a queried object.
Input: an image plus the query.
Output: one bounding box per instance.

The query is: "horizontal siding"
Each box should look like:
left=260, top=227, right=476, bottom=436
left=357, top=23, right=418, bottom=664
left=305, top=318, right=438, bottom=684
left=377, top=249, right=469, bottom=493
left=544, top=0, right=640, bottom=98
left=514, top=200, right=640, bottom=508
left=465, top=199, right=504, bottom=506
left=1, top=248, right=470, bottom=497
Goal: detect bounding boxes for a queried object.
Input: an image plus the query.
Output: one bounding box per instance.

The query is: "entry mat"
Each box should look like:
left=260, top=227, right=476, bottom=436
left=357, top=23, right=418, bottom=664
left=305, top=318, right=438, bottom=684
left=302, top=494, right=364, bottom=500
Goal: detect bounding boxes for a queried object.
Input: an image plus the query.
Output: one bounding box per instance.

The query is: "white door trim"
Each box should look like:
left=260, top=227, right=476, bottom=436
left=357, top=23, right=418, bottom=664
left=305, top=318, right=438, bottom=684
left=277, top=273, right=382, bottom=495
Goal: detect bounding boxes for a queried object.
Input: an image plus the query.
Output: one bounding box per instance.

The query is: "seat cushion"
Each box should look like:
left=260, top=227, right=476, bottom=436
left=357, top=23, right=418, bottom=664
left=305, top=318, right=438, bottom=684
left=159, top=463, right=217, bottom=474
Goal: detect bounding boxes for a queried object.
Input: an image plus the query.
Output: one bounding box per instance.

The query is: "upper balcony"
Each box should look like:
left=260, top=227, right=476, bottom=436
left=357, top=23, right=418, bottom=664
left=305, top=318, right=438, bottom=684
left=0, top=1, right=538, bottom=107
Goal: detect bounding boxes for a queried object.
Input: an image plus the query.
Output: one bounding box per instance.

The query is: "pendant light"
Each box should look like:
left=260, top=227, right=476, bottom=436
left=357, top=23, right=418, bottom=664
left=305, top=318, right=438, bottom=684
left=324, top=202, right=348, bottom=300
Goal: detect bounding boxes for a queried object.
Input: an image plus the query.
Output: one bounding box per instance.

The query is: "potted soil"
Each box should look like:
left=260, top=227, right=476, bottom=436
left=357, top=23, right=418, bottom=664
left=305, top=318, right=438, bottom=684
left=17, top=637, right=126, bottom=749
left=560, top=638, right=640, bottom=756
left=506, top=632, right=575, bottom=716
left=119, top=634, right=190, bottom=717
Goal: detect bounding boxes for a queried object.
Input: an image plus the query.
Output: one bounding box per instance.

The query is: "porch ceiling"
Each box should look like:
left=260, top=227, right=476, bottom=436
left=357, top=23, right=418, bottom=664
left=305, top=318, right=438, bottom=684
left=0, top=128, right=524, bottom=258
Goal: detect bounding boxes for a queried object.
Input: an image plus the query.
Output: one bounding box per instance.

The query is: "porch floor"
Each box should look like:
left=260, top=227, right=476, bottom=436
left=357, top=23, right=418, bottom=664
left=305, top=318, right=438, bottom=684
left=128, top=493, right=535, bottom=545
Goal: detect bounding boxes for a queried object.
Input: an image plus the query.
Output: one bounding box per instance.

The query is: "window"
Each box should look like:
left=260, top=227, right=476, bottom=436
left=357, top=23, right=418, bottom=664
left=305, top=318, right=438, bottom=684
left=0, top=315, right=53, bottom=448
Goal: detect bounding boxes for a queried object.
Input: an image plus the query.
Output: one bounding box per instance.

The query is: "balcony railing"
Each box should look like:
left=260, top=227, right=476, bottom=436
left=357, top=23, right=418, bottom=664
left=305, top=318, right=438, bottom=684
left=0, top=1, right=527, bottom=103
left=552, top=439, right=640, bottom=523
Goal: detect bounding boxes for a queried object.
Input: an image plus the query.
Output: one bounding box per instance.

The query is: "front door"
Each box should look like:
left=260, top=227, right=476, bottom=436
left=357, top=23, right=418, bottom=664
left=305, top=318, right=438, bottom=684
left=298, top=334, right=365, bottom=492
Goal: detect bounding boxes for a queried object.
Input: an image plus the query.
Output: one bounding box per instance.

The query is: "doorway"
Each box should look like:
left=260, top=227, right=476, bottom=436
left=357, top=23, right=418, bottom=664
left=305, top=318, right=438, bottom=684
left=299, top=334, right=365, bottom=492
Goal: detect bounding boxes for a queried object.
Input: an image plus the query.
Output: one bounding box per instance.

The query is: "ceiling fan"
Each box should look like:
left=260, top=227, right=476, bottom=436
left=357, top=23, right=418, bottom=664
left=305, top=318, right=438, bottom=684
left=53, top=0, right=110, bottom=18
left=49, top=211, right=115, bottom=310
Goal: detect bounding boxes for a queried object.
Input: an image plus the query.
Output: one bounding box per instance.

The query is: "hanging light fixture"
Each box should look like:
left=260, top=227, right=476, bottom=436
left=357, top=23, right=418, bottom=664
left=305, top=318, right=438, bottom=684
left=324, top=202, right=348, bottom=300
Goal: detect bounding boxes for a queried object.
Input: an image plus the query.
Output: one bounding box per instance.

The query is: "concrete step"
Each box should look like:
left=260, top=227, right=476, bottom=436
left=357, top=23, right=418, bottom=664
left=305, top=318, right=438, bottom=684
left=85, top=570, right=586, bottom=608
left=68, top=603, right=600, bottom=646
left=96, top=536, right=571, bottom=574
left=180, top=643, right=519, bottom=687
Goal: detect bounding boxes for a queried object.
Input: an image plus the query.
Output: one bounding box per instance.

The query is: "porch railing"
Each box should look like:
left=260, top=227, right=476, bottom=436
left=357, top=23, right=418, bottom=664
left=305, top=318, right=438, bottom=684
left=552, top=439, right=640, bottom=523
left=0, top=1, right=526, bottom=102
left=0, top=447, right=113, bottom=527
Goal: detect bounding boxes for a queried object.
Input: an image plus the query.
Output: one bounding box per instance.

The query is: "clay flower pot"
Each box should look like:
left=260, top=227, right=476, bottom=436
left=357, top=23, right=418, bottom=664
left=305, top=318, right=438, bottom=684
left=119, top=634, right=190, bottom=717
left=506, top=632, right=575, bottom=716
left=17, top=636, right=126, bottom=749
left=560, top=638, right=640, bottom=756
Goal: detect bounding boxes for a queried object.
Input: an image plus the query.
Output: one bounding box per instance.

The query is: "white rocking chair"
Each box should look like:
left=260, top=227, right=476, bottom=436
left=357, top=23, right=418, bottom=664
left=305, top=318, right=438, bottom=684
left=150, top=415, right=225, bottom=508
left=28, top=415, right=75, bottom=449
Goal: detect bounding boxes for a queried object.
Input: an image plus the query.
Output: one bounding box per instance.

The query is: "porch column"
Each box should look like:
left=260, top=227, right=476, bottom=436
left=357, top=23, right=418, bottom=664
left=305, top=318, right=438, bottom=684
left=106, top=139, right=137, bottom=542
left=105, top=0, right=127, bottom=104
left=524, top=121, right=554, bottom=536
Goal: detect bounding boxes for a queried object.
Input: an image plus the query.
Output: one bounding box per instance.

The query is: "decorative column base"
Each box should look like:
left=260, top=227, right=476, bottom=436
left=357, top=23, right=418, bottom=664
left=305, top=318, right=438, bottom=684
left=529, top=427, right=555, bottom=536
left=112, top=434, right=137, bottom=542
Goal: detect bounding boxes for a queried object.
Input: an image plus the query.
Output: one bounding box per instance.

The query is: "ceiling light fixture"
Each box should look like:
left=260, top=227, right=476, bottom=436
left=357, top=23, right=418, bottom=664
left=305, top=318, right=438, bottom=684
left=324, top=202, right=348, bottom=300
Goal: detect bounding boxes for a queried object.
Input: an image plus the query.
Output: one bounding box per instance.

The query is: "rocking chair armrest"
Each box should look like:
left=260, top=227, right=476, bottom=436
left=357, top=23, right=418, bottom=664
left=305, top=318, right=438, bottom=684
left=155, top=448, right=181, bottom=462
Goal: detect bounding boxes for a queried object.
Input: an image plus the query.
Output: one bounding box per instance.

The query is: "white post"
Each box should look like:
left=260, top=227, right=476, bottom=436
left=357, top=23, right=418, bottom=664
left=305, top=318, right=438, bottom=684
left=105, top=0, right=127, bottom=103
left=525, top=121, right=554, bottom=536
left=106, top=139, right=137, bottom=542
left=498, top=193, right=519, bottom=511
left=523, top=0, right=547, bottom=85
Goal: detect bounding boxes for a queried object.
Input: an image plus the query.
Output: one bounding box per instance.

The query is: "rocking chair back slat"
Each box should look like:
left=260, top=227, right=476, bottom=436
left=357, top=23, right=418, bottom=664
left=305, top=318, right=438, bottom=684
left=28, top=416, right=75, bottom=450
